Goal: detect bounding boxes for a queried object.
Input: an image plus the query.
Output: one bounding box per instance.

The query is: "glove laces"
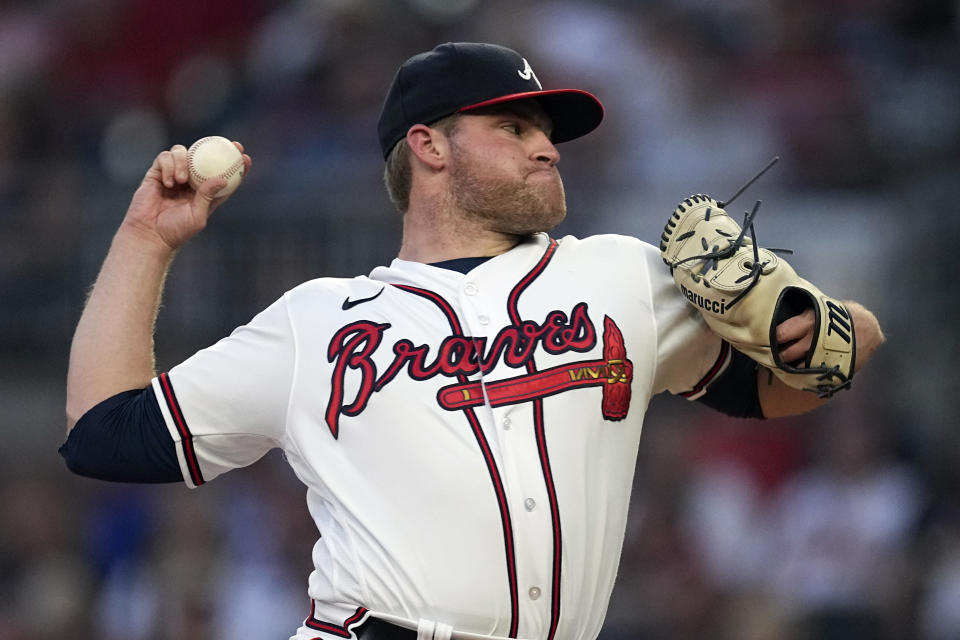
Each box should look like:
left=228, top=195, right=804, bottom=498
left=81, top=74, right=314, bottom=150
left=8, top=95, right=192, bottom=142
left=667, top=157, right=793, bottom=310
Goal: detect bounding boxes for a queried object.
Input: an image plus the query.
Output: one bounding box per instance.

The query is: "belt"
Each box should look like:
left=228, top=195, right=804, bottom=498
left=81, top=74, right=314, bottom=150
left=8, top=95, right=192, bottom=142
left=355, top=617, right=417, bottom=639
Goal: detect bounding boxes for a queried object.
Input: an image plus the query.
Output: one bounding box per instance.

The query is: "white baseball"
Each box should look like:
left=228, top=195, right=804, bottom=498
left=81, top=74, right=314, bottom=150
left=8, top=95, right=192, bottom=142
left=187, top=136, right=245, bottom=197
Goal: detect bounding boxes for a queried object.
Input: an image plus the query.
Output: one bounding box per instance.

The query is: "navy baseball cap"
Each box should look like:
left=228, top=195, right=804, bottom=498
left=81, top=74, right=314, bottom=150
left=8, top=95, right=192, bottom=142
left=377, top=42, right=604, bottom=158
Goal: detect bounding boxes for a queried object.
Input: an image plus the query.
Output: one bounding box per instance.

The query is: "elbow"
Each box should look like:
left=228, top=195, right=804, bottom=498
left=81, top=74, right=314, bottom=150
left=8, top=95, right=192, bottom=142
left=59, top=444, right=85, bottom=477
left=59, top=417, right=109, bottom=480
left=59, top=442, right=103, bottom=480
left=58, top=426, right=86, bottom=477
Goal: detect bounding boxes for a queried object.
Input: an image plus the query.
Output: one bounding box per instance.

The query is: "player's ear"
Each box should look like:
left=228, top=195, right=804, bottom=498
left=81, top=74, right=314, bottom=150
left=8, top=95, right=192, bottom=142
left=406, top=124, right=447, bottom=171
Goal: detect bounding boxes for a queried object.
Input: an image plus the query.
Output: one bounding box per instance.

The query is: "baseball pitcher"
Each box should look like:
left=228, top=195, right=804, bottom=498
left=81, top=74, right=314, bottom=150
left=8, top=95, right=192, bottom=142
left=61, top=43, right=884, bottom=640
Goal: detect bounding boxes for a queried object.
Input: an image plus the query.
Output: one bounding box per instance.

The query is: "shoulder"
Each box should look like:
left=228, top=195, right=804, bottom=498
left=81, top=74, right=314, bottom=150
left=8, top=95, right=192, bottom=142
left=285, top=275, right=375, bottom=296
left=229, top=276, right=385, bottom=332
left=553, top=233, right=669, bottom=276
left=282, top=276, right=382, bottom=307
left=555, top=233, right=660, bottom=259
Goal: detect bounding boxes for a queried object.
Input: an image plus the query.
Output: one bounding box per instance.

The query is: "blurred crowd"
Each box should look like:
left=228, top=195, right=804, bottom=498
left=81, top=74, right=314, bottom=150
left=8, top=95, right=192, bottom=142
left=1, top=0, right=958, bottom=639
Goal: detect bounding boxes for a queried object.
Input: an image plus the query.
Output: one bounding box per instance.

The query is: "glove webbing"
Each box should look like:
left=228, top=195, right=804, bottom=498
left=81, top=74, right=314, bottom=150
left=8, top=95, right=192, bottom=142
left=666, top=200, right=792, bottom=310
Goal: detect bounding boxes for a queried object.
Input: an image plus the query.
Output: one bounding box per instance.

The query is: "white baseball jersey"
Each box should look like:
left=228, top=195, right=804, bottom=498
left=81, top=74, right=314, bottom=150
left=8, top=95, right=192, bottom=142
left=151, top=232, right=728, bottom=640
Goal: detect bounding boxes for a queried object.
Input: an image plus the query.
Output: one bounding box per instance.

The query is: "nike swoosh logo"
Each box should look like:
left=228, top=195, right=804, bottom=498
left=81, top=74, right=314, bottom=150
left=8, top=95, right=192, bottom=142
left=342, top=287, right=385, bottom=310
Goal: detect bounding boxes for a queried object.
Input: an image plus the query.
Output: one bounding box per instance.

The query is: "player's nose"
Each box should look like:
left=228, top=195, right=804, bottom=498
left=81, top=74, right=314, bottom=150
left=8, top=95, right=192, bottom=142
left=531, top=130, right=560, bottom=167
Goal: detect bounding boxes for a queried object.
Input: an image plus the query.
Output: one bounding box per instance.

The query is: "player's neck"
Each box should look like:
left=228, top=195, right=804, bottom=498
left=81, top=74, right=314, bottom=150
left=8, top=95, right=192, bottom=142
left=398, top=198, right=521, bottom=263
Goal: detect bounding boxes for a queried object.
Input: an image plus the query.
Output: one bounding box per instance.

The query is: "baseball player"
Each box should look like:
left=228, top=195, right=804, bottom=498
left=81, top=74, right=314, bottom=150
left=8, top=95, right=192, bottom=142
left=61, top=43, right=884, bottom=640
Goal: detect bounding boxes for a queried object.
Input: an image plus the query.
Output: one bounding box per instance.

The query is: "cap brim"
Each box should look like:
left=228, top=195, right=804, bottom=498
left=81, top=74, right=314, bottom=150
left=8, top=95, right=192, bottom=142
left=459, top=89, right=604, bottom=144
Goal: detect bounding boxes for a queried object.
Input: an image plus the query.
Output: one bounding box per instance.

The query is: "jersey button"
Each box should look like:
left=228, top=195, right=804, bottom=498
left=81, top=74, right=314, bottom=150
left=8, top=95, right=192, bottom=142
left=502, top=417, right=512, bottom=430
left=464, top=283, right=478, bottom=296
left=528, top=586, right=541, bottom=600
left=524, top=498, right=536, bottom=511
left=478, top=314, right=490, bottom=325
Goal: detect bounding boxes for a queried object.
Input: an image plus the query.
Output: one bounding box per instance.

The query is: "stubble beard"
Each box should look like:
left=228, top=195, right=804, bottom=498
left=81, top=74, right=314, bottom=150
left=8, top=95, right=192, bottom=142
left=447, top=143, right=567, bottom=236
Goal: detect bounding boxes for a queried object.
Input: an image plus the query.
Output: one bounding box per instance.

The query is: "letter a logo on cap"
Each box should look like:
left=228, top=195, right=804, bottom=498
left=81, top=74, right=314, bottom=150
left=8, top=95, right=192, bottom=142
left=517, top=58, right=542, bottom=89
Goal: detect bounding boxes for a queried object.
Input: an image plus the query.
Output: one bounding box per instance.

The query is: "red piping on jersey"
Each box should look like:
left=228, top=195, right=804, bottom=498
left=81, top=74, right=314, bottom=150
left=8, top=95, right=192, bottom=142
left=158, top=372, right=205, bottom=487
left=305, top=603, right=368, bottom=638
left=680, top=340, right=731, bottom=398
left=506, top=238, right=564, bottom=640
left=393, top=283, right=520, bottom=638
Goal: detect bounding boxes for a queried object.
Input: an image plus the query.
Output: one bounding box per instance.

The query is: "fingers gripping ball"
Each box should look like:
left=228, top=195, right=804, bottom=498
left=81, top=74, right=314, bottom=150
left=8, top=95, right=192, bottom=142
left=660, top=195, right=856, bottom=398
left=187, top=136, right=245, bottom=197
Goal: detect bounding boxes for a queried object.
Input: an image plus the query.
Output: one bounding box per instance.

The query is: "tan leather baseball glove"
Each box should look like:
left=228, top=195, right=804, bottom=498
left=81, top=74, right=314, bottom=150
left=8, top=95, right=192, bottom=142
left=660, top=194, right=856, bottom=398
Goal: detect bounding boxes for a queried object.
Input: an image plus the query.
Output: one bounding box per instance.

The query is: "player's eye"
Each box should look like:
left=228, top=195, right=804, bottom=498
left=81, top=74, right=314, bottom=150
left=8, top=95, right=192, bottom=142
left=502, top=122, right=522, bottom=136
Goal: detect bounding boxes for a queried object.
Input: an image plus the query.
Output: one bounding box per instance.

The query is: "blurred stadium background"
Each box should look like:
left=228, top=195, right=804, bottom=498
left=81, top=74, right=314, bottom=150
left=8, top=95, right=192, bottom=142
left=1, top=0, right=958, bottom=638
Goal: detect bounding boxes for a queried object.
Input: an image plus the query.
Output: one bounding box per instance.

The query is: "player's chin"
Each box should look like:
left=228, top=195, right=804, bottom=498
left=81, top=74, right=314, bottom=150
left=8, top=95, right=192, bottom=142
left=542, top=205, right=567, bottom=231
left=513, top=204, right=566, bottom=235
left=543, top=196, right=568, bottom=228
left=524, top=185, right=566, bottom=230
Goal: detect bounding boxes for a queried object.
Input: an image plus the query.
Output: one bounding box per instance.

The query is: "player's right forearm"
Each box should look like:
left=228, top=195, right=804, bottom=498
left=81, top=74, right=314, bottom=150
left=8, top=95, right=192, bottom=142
left=65, top=225, right=177, bottom=432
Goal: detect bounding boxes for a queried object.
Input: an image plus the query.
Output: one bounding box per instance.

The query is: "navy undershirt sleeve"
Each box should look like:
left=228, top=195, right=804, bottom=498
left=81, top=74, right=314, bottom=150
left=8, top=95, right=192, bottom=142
left=696, top=348, right=765, bottom=419
left=59, top=386, right=183, bottom=483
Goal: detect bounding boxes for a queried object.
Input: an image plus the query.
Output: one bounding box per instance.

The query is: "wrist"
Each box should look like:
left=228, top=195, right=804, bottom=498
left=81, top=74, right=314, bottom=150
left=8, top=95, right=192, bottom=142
left=844, top=301, right=884, bottom=372
left=115, top=220, right=178, bottom=262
